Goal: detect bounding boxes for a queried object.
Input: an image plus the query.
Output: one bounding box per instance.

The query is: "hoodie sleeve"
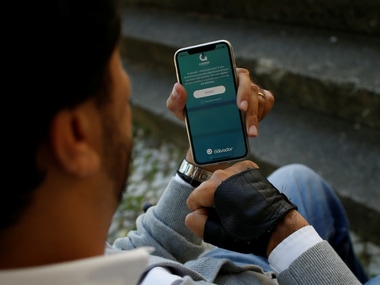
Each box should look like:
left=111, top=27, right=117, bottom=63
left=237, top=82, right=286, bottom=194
left=111, top=175, right=206, bottom=264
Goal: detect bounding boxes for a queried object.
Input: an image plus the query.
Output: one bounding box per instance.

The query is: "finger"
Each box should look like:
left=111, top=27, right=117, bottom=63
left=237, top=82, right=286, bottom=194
left=185, top=208, right=208, bottom=238
left=166, top=83, right=188, bottom=121
left=187, top=160, right=258, bottom=211
left=251, top=85, right=275, bottom=122
left=245, top=83, right=260, bottom=137
left=235, top=68, right=251, bottom=112
left=259, top=88, right=275, bottom=120
left=235, top=68, right=259, bottom=137
left=220, top=159, right=259, bottom=176
left=187, top=178, right=219, bottom=211
left=256, top=87, right=266, bottom=119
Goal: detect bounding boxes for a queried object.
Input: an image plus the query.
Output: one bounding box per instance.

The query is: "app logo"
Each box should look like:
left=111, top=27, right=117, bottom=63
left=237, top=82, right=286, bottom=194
left=214, top=147, right=233, bottom=154
left=206, top=147, right=234, bottom=155
left=199, top=53, right=208, bottom=61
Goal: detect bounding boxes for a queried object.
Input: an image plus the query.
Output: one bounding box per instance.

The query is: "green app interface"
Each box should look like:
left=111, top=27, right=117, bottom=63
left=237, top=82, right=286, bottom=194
left=176, top=42, right=248, bottom=164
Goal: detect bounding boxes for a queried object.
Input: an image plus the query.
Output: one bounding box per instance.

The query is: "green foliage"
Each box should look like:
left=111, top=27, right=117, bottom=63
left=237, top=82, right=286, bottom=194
left=107, top=123, right=183, bottom=242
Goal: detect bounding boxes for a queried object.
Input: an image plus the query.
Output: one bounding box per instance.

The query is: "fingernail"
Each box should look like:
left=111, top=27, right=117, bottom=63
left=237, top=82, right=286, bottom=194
left=172, top=83, right=179, bottom=98
left=240, top=100, right=248, bottom=111
left=248, top=125, right=258, bottom=137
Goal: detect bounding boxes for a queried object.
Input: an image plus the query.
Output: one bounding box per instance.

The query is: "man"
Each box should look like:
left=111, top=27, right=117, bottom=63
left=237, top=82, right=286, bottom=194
left=1, top=0, right=374, bottom=284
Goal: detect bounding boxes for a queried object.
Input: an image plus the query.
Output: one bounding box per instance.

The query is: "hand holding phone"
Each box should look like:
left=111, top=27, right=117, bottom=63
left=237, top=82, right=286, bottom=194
left=174, top=40, right=249, bottom=165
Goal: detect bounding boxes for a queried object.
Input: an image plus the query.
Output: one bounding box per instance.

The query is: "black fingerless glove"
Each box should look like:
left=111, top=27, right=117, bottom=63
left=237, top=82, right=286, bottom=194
left=204, top=168, right=297, bottom=257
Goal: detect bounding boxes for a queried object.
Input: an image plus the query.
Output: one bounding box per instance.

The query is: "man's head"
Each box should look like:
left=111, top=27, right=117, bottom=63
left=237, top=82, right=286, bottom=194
left=2, top=0, right=132, bottom=266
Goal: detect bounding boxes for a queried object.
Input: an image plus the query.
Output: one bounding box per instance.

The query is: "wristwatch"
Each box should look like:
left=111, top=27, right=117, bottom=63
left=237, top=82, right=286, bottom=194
left=177, top=158, right=213, bottom=187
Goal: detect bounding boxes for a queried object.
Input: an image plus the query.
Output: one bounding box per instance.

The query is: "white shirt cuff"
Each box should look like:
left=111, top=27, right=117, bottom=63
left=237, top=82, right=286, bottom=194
left=140, top=267, right=183, bottom=285
left=268, top=225, right=323, bottom=274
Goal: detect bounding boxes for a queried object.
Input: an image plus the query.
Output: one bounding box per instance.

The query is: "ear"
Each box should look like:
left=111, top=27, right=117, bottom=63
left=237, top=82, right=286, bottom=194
left=49, top=105, right=101, bottom=177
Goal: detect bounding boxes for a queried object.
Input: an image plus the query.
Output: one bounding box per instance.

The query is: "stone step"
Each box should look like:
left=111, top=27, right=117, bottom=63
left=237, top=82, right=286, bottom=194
left=120, top=8, right=380, bottom=131
left=121, top=0, right=380, bottom=37
left=120, top=7, right=380, bottom=244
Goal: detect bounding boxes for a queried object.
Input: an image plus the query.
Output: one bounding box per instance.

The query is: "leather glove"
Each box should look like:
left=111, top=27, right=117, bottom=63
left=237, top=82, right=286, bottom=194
left=204, top=168, right=297, bottom=257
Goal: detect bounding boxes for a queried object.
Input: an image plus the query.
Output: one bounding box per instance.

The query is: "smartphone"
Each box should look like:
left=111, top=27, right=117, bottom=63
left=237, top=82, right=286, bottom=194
left=174, top=40, right=249, bottom=165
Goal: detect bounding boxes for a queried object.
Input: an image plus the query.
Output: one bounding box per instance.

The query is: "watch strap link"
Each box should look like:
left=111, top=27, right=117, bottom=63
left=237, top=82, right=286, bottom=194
left=177, top=158, right=213, bottom=187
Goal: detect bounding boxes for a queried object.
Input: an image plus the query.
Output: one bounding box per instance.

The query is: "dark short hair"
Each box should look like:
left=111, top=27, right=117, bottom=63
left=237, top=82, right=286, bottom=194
left=2, top=0, right=121, bottom=229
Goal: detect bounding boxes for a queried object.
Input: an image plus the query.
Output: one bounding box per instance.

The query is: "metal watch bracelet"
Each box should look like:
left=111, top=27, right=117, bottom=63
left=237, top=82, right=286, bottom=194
left=177, top=158, right=213, bottom=187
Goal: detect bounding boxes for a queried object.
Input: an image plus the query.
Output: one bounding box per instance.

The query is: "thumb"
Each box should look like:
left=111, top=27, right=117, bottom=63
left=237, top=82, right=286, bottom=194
left=166, top=83, right=187, bottom=121
left=185, top=208, right=208, bottom=238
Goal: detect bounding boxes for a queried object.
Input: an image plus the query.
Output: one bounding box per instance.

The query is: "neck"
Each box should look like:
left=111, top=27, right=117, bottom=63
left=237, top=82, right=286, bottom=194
left=0, top=215, right=105, bottom=269
left=0, top=186, right=113, bottom=269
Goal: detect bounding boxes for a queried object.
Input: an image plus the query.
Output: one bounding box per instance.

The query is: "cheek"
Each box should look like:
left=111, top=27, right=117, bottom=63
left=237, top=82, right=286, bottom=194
left=124, top=101, right=133, bottom=142
left=124, top=105, right=132, bottom=142
left=116, top=103, right=132, bottom=157
left=116, top=74, right=132, bottom=140
left=112, top=52, right=132, bottom=145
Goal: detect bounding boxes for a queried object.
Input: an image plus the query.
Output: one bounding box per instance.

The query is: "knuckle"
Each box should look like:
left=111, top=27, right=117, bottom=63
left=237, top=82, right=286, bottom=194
left=237, top=68, right=250, bottom=76
left=265, top=90, right=275, bottom=103
left=212, top=169, right=229, bottom=180
left=241, top=160, right=258, bottom=169
left=250, top=83, right=259, bottom=91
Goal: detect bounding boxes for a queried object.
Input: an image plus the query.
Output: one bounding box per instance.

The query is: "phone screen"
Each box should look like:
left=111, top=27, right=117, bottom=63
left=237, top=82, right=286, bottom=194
left=175, top=40, right=249, bottom=165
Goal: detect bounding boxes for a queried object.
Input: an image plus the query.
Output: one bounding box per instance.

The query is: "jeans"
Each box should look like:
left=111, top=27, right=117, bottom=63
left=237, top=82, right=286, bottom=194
left=202, top=164, right=370, bottom=283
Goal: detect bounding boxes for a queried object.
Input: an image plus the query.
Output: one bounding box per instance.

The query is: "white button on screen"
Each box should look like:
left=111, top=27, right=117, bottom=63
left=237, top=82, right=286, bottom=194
left=193, top=86, right=226, bottom=98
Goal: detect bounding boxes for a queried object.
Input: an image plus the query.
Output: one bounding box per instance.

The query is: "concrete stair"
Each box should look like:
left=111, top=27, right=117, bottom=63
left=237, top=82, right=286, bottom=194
left=122, top=0, right=380, bottom=37
left=119, top=5, right=380, bottom=244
